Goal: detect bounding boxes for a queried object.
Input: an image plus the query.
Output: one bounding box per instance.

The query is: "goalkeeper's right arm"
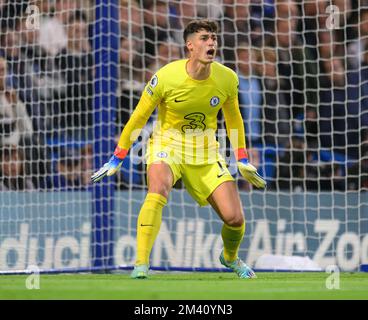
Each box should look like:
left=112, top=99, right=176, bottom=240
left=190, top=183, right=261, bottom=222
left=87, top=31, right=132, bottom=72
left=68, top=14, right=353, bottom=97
left=91, top=93, right=157, bottom=183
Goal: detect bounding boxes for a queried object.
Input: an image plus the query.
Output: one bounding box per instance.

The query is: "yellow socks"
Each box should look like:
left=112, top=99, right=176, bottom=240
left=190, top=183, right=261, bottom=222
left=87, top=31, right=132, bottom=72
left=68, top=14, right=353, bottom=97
left=135, top=193, right=167, bottom=265
left=221, top=222, right=245, bottom=262
left=135, top=193, right=244, bottom=265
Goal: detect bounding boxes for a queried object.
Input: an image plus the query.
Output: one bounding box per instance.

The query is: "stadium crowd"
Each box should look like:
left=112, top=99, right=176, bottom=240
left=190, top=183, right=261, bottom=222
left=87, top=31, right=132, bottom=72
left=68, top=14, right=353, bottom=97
left=0, top=0, right=367, bottom=192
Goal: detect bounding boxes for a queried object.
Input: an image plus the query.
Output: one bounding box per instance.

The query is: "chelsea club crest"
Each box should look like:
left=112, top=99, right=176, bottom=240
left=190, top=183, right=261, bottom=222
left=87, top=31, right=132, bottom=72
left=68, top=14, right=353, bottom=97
left=210, top=96, right=220, bottom=107
left=157, top=151, right=168, bottom=158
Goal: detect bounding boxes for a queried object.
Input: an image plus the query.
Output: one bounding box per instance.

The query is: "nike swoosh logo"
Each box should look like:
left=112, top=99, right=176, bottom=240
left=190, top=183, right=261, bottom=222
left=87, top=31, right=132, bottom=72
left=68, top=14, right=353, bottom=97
left=140, top=224, right=153, bottom=227
left=217, top=172, right=225, bottom=178
left=175, top=99, right=186, bottom=103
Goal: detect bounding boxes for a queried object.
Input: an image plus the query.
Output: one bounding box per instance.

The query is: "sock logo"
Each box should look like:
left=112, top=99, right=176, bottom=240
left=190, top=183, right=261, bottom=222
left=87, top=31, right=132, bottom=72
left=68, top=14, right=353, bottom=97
left=140, top=224, right=153, bottom=227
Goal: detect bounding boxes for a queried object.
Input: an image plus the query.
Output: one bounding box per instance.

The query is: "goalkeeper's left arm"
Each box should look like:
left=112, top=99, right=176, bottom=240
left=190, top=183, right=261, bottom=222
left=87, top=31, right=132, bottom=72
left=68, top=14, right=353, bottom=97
left=91, top=93, right=157, bottom=183
left=222, top=96, right=267, bottom=189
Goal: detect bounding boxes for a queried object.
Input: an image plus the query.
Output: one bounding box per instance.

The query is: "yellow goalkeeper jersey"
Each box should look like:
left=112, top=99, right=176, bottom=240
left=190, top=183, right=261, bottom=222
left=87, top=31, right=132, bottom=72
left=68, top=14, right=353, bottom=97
left=117, top=59, right=246, bottom=163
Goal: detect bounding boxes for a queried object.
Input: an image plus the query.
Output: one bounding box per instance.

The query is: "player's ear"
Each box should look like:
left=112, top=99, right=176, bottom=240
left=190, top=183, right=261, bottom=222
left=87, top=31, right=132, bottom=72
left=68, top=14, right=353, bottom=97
left=186, top=38, right=194, bottom=52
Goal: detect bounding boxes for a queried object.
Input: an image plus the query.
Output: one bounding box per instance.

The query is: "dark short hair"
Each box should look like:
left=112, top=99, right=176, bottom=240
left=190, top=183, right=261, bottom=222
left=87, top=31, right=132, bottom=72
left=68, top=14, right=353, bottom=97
left=183, top=19, right=218, bottom=42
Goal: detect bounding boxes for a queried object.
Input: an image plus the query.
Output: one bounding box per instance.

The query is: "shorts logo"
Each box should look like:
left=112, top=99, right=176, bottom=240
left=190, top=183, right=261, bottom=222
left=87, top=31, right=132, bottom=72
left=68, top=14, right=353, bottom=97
left=150, top=75, right=158, bottom=88
left=210, top=96, right=220, bottom=107
left=217, top=172, right=225, bottom=178
left=217, top=161, right=226, bottom=178
left=157, top=151, right=168, bottom=158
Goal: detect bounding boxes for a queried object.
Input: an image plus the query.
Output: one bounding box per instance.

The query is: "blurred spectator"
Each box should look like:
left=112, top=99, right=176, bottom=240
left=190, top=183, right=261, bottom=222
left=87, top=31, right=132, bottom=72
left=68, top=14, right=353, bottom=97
left=145, top=40, right=182, bottom=81
left=172, top=0, right=198, bottom=29
left=318, top=29, right=344, bottom=63
left=0, top=56, right=33, bottom=146
left=28, top=0, right=51, bottom=14
left=318, top=29, right=333, bottom=60
left=119, top=36, right=145, bottom=132
left=300, top=0, right=327, bottom=57
left=319, top=55, right=368, bottom=160
left=219, top=0, right=251, bottom=69
left=120, top=36, right=144, bottom=86
left=348, top=9, right=368, bottom=70
left=21, top=136, right=53, bottom=190
left=196, top=0, right=223, bottom=20
left=142, top=0, right=175, bottom=65
left=236, top=41, right=262, bottom=146
left=1, top=24, right=53, bottom=137
left=319, top=56, right=346, bottom=157
left=255, top=46, right=291, bottom=147
left=54, top=11, right=94, bottom=140
left=18, top=14, right=66, bottom=135
left=301, top=0, right=318, bottom=46
left=303, top=142, right=346, bottom=191
left=0, top=144, right=35, bottom=191
left=274, top=137, right=305, bottom=191
left=331, top=0, right=355, bottom=53
left=0, top=0, right=6, bottom=11
left=274, top=135, right=345, bottom=191
left=169, top=0, right=223, bottom=38
left=0, top=52, right=52, bottom=189
left=318, top=29, right=346, bottom=86
left=19, top=12, right=46, bottom=60
left=275, top=0, right=318, bottom=119
left=120, top=0, right=143, bottom=39
left=0, top=28, right=36, bottom=108
left=38, top=0, right=79, bottom=57
left=49, top=145, right=88, bottom=190
left=0, top=0, right=26, bottom=30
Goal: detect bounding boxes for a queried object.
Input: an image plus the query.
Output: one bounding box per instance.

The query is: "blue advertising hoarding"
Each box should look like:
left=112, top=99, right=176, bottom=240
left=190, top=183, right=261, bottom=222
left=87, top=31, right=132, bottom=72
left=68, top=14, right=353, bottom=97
left=0, top=191, right=367, bottom=272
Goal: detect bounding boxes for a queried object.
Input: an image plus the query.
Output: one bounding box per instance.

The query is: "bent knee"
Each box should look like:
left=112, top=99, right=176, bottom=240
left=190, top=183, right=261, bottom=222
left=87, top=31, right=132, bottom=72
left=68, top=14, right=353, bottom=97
left=147, top=163, right=173, bottom=198
left=148, top=181, right=171, bottom=198
left=225, top=214, right=245, bottom=228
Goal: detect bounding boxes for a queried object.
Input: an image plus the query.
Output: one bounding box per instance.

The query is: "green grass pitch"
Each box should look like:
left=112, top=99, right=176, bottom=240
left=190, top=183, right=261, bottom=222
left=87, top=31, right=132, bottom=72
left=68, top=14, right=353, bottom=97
left=0, top=272, right=367, bottom=300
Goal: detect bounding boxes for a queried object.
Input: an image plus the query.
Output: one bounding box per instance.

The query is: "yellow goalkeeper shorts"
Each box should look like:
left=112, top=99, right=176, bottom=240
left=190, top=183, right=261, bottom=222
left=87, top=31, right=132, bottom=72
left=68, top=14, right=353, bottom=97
left=146, top=142, right=234, bottom=206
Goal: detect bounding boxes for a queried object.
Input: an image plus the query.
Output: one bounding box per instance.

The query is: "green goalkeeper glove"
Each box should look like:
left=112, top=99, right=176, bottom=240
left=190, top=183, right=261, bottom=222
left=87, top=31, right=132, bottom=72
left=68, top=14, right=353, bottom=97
left=236, top=149, right=267, bottom=189
left=91, top=147, right=128, bottom=183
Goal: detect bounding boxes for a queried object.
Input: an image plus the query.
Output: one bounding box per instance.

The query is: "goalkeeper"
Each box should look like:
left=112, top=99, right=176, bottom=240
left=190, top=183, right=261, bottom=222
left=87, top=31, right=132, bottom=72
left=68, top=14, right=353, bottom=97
left=91, top=19, right=266, bottom=279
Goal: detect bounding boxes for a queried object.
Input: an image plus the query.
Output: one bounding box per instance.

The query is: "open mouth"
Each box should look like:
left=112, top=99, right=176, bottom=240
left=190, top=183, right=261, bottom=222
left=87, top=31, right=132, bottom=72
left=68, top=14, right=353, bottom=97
left=206, top=49, right=215, bottom=58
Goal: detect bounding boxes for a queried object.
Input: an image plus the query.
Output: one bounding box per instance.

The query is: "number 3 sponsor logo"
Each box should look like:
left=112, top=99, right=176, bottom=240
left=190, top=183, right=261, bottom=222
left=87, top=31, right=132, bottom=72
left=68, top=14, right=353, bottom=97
left=181, top=113, right=206, bottom=133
